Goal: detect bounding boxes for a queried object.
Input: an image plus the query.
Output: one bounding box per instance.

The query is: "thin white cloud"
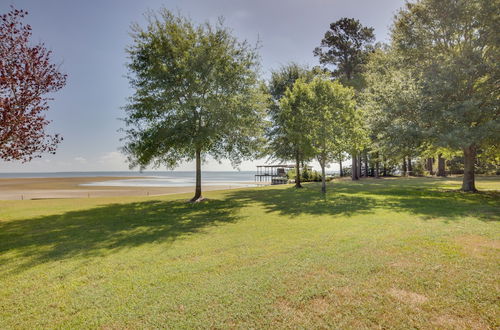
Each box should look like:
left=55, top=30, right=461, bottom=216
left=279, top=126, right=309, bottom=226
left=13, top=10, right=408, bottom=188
left=97, top=151, right=129, bottom=170
left=98, top=151, right=123, bottom=163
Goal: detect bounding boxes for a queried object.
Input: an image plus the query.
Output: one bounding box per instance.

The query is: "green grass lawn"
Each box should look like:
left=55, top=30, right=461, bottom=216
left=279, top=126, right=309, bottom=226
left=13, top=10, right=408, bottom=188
left=1, top=177, right=499, bottom=329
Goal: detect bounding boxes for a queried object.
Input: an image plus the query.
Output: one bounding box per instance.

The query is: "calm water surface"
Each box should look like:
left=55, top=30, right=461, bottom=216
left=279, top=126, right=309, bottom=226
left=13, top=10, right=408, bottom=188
left=0, top=171, right=258, bottom=187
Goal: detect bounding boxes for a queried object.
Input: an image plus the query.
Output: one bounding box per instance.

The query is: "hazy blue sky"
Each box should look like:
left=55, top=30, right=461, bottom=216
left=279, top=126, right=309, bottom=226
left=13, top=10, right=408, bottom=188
left=0, top=0, right=405, bottom=172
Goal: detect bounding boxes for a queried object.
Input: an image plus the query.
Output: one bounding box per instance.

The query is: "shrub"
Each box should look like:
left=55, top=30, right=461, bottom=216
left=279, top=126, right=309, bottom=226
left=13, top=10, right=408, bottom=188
left=287, top=167, right=322, bottom=182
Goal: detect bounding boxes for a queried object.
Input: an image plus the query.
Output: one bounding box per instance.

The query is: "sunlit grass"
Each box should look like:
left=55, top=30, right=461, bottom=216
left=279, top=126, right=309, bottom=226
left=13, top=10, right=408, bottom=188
left=0, top=177, right=499, bottom=328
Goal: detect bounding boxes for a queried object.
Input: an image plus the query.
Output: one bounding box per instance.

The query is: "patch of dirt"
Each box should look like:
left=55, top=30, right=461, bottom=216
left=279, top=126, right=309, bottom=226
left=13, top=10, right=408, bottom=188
left=431, top=314, right=490, bottom=330
left=388, top=260, right=418, bottom=269
left=308, top=296, right=330, bottom=314
left=272, top=295, right=335, bottom=328
left=274, top=297, right=306, bottom=323
left=455, top=235, right=500, bottom=257
left=388, top=288, right=428, bottom=305
left=329, top=286, right=355, bottom=305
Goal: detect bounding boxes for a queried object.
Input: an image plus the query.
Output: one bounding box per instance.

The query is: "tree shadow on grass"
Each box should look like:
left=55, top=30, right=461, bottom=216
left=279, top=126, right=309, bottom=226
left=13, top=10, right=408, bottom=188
left=329, top=179, right=500, bottom=222
left=226, top=180, right=499, bottom=222
left=0, top=186, right=377, bottom=273
left=226, top=184, right=377, bottom=218
left=382, top=190, right=500, bottom=222
left=0, top=198, right=241, bottom=274
left=1, top=179, right=497, bottom=273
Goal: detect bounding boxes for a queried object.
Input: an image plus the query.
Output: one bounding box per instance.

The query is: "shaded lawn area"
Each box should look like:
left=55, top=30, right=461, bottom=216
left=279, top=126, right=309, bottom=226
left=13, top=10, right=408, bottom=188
left=0, top=177, right=499, bottom=328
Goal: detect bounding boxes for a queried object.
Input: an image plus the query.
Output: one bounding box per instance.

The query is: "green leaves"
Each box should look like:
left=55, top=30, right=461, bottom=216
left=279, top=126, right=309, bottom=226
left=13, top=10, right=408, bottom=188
left=265, top=64, right=316, bottom=162
left=391, top=0, right=499, bottom=150
left=362, top=0, right=499, bottom=189
left=314, top=17, right=375, bottom=87
left=280, top=76, right=360, bottom=166
left=362, top=47, right=424, bottom=158
left=122, top=9, right=266, bottom=170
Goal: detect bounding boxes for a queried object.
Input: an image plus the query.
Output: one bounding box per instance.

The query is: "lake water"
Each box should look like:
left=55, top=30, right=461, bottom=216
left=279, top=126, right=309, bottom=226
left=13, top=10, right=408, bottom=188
left=0, top=171, right=259, bottom=187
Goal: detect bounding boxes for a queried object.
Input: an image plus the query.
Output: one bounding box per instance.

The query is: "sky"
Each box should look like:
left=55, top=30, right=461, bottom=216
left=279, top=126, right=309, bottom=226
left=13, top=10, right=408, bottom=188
left=0, top=0, right=406, bottom=173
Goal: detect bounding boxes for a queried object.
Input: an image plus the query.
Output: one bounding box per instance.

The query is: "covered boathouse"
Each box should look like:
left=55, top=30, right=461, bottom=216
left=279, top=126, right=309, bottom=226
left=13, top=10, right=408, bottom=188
left=255, top=164, right=294, bottom=185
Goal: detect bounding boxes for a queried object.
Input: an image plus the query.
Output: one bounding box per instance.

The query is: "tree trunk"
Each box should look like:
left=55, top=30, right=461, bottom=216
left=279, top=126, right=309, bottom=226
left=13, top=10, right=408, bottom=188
left=364, top=152, right=369, bottom=177
left=383, top=156, right=387, bottom=177
left=295, top=150, right=302, bottom=188
left=402, top=157, right=407, bottom=177
left=357, top=156, right=362, bottom=178
left=427, top=158, right=434, bottom=175
left=407, top=157, right=412, bottom=176
left=461, top=145, right=477, bottom=192
left=339, top=159, right=343, bottom=177
left=437, top=154, right=446, bottom=177
left=190, top=147, right=202, bottom=202
left=351, top=153, right=358, bottom=180
left=321, top=162, right=326, bottom=194
left=375, top=152, right=380, bottom=178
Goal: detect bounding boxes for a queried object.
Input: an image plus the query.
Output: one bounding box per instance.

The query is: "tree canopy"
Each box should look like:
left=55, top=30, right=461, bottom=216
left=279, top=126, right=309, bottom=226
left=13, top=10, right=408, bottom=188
left=118, top=2, right=499, bottom=194
left=0, top=7, right=66, bottom=162
left=265, top=63, right=317, bottom=188
left=314, top=17, right=375, bottom=87
left=314, top=17, right=374, bottom=181
left=362, top=47, right=424, bottom=165
left=391, top=0, right=500, bottom=191
left=122, top=9, right=266, bottom=201
left=283, top=76, right=358, bottom=193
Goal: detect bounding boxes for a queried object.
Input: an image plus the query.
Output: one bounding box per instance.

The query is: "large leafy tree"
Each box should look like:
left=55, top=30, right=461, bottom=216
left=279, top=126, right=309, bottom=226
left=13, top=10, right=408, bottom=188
left=274, top=79, right=315, bottom=188
left=123, top=9, right=266, bottom=201
left=314, top=17, right=375, bottom=85
left=392, top=0, right=500, bottom=191
left=362, top=47, right=425, bottom=175
left=297, top=77, right=358, bottom=193
left=0, top=7, right=66, bottom=162
left=266, top=63, right=316, bottom=188
left=314, top=17, right=375, bottom=180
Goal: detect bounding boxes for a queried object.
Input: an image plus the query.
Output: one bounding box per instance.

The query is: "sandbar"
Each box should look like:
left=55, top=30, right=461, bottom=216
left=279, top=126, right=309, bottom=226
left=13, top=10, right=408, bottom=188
left=0, top=177, right=263, bottom=200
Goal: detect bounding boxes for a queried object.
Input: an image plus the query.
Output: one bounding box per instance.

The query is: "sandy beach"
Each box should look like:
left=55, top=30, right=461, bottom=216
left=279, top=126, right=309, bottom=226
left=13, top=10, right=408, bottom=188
left=0, top=177, right=263, bottom=200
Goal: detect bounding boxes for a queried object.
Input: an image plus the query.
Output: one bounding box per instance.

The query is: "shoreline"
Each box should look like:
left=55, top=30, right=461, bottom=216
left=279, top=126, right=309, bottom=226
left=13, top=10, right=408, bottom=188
left=0, top=177, right=266, bottom=200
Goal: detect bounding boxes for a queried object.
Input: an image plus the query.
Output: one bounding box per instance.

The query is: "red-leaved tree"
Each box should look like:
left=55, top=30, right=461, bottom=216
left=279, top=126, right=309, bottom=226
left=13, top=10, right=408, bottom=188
left=0, top=7, right=66, bottom=162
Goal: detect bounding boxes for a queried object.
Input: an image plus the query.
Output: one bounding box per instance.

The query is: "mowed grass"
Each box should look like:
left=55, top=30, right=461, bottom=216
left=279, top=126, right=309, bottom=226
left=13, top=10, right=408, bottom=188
left=0, top=177, right=499, bottom=329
